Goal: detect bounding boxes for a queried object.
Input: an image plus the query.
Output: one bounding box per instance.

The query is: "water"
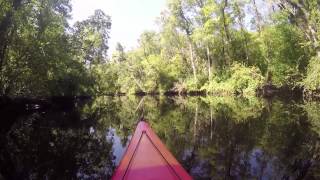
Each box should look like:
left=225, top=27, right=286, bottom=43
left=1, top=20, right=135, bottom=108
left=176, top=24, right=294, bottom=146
left=0, top=96, right=319, bottom=179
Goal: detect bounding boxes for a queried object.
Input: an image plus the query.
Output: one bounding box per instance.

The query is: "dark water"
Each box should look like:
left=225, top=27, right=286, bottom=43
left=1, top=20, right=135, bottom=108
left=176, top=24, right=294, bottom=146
left=0, top=96, right=319, bottom=180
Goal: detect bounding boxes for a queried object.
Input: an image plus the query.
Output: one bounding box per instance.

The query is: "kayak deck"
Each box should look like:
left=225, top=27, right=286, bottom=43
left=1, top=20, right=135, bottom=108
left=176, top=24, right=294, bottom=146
left=112, top=121, right=192, bottom=180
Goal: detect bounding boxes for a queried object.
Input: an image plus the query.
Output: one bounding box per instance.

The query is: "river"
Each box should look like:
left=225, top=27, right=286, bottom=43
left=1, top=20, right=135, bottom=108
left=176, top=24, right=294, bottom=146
left=0, top=96, right=319, bottom=179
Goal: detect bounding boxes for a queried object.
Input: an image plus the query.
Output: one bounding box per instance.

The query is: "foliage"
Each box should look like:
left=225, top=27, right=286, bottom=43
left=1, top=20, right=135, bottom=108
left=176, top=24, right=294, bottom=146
left=91, top=63, right=120, bottom=95
left=229, top=63, right=265, bottom=96
left=201, top=96, right=265, bottom=122
left=0, top=0, right=111, bottom=97
left=259, top=24, right=309, bottom=86
left=1, top=0, right=320, bottom=97
left=303, top=56, right=320, bottom=91
left=93, top=0, right=319, bottom=96
left=303, top=102, right=320, bottom=136
left=202, top=63, right=264, bottom=96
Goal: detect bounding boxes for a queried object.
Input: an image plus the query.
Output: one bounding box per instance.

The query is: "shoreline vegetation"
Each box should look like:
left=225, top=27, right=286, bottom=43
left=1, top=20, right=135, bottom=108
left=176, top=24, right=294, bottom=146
left=1, top=1, right=320, bottom=100
left=0, top=85, right=304, bottom=110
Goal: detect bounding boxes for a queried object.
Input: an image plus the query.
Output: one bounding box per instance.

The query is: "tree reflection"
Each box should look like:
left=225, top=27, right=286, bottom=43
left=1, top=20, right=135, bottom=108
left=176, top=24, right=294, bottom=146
left=0, top=102, right=115, bottom=179
left=88, top=96, right=320, bottom=179
left=1, top=96, right=319, bottom=179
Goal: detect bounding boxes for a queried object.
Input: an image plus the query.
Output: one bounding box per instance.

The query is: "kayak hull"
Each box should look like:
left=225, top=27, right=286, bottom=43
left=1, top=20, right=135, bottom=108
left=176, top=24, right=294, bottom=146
left=112, top=121, right=192, bottom=180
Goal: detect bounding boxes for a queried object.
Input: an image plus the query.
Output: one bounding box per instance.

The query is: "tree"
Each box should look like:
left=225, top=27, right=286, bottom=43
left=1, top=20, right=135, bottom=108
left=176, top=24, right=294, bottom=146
left=72, top=9, right=111, bottom=67
left=0, top=1, right=111, bottom=97
left=112, top=42, right=126, bottom=63
left=138, top=31, right=161, bottom=57
left=278, top=0, right=320, bottom=57
left=168, top=0, right=197, bottom=82
left=0, top=0, right=24, bottom=74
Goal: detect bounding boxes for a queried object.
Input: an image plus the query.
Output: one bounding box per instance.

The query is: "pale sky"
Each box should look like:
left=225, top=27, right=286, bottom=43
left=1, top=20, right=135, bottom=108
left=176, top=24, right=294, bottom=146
left=70, top=0, right=167, bottom=56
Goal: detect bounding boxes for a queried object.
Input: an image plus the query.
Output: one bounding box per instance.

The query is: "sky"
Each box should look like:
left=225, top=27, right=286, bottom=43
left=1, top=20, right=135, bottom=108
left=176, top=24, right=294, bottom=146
left=70, top=0, right=167, bottom=56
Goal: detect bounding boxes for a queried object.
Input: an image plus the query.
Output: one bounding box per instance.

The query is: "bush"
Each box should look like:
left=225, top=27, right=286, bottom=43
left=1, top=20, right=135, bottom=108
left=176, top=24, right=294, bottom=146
left=201, top=63, right=265, bottom=96
left=304, top=102, right=320, bottom=136
left=91, top=63, right=120, bottom=95
left=140, top=54, right=184, bottom=93
left=303, top=56, right=320, bottom=91
left=229, top=63, right=265, bottom=96
left=201, top=80, right=234, bottom=96
left=259, top=25, right=309, bottom=87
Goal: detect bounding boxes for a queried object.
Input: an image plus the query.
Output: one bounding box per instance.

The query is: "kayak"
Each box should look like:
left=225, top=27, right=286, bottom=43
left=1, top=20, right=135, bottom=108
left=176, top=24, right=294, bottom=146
left=112, top=120, right=193, bottom=180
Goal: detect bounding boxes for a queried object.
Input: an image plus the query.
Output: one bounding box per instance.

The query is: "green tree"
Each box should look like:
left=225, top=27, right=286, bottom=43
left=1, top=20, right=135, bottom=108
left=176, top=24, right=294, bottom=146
left=112, top=42, right=126, bottom=63
left=72, top=9, right=111, bottom=67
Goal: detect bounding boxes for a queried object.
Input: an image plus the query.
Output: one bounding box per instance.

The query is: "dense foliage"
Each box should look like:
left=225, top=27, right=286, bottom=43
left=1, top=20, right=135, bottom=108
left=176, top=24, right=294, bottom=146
left=1, top=0, right=320, bottom=97
left=0, top=0, right=111, bottom=97
left=100, top=0, right=320, bottom=96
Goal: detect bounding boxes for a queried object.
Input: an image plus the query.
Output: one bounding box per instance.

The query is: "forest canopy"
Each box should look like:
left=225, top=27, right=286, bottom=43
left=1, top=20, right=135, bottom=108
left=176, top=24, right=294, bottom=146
left=1, top=0, right=320, bottom=98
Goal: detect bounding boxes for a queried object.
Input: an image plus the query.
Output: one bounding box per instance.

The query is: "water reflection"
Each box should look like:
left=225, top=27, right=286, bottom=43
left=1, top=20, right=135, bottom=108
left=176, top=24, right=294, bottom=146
left=0, top=100, right=115, bottom=180
left=0, top=96, right=319, bottom=179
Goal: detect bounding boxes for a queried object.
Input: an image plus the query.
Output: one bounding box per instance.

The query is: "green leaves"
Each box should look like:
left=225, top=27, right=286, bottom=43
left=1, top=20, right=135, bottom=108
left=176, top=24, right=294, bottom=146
left=303, top=56, right=320, bottom=90
left=72, top=9, right=111, bottom=66
left=201, top=63, right=265, bottom=96
left=0, top=0, right=112, bottom=97
left=1, top=0, right=320, bottom=97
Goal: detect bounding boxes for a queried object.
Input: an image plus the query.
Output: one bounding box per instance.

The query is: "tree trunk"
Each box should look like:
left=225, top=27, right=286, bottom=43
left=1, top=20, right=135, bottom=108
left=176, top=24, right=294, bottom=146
left=210, top=107, right=213, bottom=140
left=252, top=0, right=263, bottom=33
left=189, top=42, right=197, bottom=82
left=244, top=35, right=250, bottom=64
left=206, top=45, right=211, bottom=80
left=235, top=1, right=250, bottom=64
left=221, top=0, right=231, bottom=66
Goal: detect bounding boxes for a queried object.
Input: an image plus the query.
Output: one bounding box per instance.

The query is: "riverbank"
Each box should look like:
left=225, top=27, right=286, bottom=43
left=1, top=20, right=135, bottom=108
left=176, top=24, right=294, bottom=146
left=0, top=96, right=92, bottom=112
left=104, top=83, right=307, bottom=100
left=0, top=85, right=316, bottom=112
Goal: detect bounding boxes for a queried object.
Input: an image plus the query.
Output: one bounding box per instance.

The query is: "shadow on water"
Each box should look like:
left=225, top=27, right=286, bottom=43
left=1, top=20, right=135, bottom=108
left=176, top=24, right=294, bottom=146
left=0, top=96, right=319, bottom=179
left=0, top=97, right=115, bottom=180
